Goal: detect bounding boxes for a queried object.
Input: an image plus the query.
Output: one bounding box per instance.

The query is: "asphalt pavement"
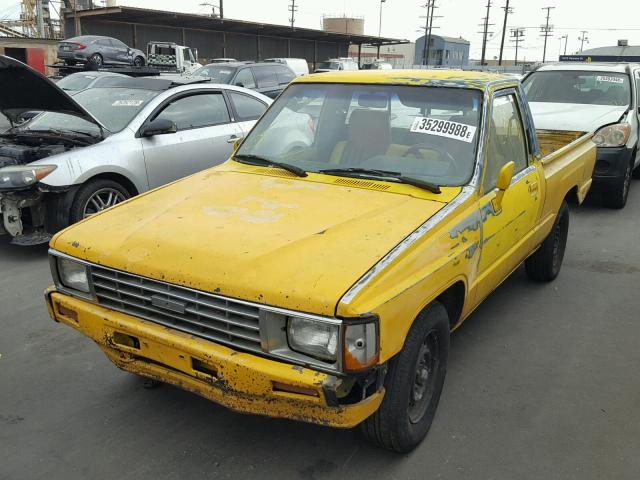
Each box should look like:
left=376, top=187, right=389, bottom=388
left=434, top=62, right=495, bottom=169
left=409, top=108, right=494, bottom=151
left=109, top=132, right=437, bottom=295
left=1, top=187, right=639, bottom=480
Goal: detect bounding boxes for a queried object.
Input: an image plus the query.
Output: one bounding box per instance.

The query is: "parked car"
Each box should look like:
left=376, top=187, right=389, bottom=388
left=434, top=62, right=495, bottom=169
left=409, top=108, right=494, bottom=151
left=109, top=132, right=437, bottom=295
left=0, top=55, right=271, bottom=245
left=45, top=70, right=596, bottom=452
left=264, top=58, right=309, bottom=76
left=523, top=63, right=640, bottom=208
left=58, top=35, right=146, bottom=67
left=56, top=71, right=129, bottom=92
left=314, top=57, right=359, bottom=72
left=192, top=62, right=296, bottom=98
left=210, top=58, right=237, bottom=63
left=362, top=61, right=393, bottom=70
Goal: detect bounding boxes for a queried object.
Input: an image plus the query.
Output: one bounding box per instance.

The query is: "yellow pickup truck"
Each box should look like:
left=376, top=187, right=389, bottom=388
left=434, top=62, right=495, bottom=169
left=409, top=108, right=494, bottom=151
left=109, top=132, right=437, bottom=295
left=45, top=70, right=596, bottom=452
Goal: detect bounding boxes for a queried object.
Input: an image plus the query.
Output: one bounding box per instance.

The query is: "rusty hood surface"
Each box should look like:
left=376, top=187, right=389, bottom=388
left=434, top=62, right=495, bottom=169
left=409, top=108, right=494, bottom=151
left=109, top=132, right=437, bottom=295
left=52, top=166, right=453, bottom=316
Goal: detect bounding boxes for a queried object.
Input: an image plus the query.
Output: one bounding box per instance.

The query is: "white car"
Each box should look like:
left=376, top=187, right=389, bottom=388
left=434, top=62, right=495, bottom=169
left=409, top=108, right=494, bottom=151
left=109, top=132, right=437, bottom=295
left=0, top=55, right=272, bottom=245
left=523, top=63, right=640, bottom=208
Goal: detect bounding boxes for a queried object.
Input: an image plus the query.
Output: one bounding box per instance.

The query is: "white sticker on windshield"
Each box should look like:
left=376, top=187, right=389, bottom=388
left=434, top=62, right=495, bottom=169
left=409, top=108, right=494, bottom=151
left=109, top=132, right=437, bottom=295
left=410, top=117, right=477, bottom=143
left=112, top=99, right=144, bottom=107
left=596, top=75, right=624, bottom=84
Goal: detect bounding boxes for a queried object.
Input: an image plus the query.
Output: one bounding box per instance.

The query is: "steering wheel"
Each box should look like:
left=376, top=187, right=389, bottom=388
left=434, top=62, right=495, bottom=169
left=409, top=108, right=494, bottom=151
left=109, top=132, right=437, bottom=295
left=402, top=143, right=463, bottom=176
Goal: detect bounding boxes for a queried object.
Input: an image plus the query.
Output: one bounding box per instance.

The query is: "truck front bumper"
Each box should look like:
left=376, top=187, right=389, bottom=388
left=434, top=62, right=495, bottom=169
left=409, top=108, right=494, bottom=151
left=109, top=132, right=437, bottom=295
left=45, top=288, right=384, bottom=428
left=591, top=146, right=634, bottom=191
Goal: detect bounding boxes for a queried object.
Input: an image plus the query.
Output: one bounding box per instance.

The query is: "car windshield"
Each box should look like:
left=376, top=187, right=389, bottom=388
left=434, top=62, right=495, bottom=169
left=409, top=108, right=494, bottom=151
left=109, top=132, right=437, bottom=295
left=23, top=87, right=160, bottom=135
left=523, top=70, right=631, bottom=106
left=235, top=83, right=483, bottom=187
left=192, top=65, right=237, bottom=82
left=56, top=74, right=97, bottom=91
left=317, top=62, right=339, bottom=70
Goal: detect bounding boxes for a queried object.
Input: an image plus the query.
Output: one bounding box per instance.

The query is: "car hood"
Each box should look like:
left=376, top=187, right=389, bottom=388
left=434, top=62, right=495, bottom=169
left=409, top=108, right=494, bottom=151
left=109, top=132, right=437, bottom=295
left=529, top=102, right=628, bottom=132
left=0, top=55, right=105, bottom=129
left=52, top=166, right=451, bottom=316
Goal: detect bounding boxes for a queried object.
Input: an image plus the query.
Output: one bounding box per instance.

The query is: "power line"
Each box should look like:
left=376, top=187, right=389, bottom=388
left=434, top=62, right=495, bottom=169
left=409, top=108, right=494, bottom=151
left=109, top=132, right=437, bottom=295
left=509, top=27, right=525, bottom=65
left=540, top=6, right=555, bottom=63
left=498, top=0, right=512, bottom=66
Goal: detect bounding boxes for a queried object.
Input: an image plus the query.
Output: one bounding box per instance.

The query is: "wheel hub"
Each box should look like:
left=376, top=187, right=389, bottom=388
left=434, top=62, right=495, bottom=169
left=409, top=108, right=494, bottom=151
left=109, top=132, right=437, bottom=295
left=82, top=188, right=126, bottom=218
left=408, top=331, right=439, bottom=424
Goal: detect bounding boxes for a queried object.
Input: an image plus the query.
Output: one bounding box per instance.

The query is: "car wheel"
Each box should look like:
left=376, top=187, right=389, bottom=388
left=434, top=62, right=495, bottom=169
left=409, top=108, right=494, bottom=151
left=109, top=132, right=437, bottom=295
left=89, top=53, right=103, bottom=66
left=133, top=56, right=145, bottom=67
left=70, top=179, right=130, bottom=223
left=602, top=160, right=632, bottom=209
left=360, top=302, right=449, bottom=453
left=525, top=201, right=569, bottom=282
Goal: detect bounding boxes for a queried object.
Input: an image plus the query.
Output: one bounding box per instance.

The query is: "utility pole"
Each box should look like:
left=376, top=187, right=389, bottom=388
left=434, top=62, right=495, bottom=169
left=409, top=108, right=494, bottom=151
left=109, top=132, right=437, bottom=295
left=498, top=0, right=512, bottom=66
left=479, top=1, right=493, bottom=66
left=509, top=27, right=525, bottom=66
left=425, top=0, right=438, bottom=66
left=288, top=0, right=298, bottom=28
left=219, top=0, right=223, bottom=19
left=540, top=6, right=555, bottom=62
left=420, top=1, right=431, bottom=66
left=560, top=34, right=568, bottom=56
left=377, top=0, right=386, bottom=59
left=579, top=30, right=589, bottom=52
left=35, top=0, right=45, bottom=37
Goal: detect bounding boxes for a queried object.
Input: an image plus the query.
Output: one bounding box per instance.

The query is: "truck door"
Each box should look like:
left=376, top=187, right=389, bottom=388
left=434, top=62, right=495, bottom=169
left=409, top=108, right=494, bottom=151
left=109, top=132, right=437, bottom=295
left=475, top=90, right=543, bottom=301
left=141, top=91, right=242, bottom=188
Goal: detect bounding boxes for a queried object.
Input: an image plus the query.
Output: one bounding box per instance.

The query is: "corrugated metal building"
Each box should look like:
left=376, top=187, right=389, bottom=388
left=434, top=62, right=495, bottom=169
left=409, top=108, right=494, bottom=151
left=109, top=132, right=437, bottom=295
left=414, top=35, right=470, bottom=67
left=62, top=6, right=407, bottom=68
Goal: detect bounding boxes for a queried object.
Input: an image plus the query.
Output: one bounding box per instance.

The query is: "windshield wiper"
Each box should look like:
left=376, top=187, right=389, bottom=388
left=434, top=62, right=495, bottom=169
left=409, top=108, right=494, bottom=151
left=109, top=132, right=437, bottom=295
left=318, top=167, right=441, bottom=194
left=234, top=154, right=307, bottom=177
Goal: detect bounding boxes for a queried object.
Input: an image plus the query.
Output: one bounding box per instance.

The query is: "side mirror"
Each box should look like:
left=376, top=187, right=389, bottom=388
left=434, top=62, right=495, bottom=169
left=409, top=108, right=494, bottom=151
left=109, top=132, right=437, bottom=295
left=492, top=161, right=515, bottom=213
left=140, top=118, right=177, bottom=137
left=235, top=81, right=245, bottom=87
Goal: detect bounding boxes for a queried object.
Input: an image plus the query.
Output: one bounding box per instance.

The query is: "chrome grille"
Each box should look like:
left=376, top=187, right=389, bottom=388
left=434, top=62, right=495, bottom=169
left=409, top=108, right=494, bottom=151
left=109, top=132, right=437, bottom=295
left=90, top=266, right=262, bottom=353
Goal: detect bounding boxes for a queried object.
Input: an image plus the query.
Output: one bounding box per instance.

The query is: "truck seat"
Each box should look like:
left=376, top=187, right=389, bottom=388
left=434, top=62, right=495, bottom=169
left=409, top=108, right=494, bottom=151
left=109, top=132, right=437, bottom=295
left=330, top=109, right=390, bottom=165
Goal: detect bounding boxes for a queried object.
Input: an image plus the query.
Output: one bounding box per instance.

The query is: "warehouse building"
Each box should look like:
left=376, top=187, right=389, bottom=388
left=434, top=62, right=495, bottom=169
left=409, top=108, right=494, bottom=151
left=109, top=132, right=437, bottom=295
left=560, top=40, right=640, bottom=62
left=62, top=6, right=407, bottom=69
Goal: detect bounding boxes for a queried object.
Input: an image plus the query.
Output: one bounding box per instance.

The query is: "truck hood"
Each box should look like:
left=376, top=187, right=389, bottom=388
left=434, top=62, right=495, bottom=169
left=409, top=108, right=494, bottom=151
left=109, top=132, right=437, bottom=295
left=529, top=102, right=628, bottom=132
left=52, top=168, right=450, bottom=316
left=0, top=55, right=105, bottom=129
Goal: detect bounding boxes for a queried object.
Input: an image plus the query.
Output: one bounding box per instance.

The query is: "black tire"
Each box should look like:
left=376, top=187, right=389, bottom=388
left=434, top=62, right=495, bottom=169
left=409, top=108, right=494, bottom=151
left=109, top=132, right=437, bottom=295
left=89, top=53, right=103, bottom=66
left=360, top=302, right=449, bottom=453
left=64, top=60, right=77, bottom=66
left=69, top=179, right=131, bottom=224
left=133, top=56, right=145, bottom=67
left=602, top=160, right=632, bottom=209
left=525, top=201, right=569, bottom=282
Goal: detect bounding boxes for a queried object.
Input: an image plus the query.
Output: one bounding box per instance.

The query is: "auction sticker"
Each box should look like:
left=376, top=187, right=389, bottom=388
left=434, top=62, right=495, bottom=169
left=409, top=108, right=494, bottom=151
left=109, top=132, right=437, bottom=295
left=596, top=75, right=624, bottom=84
left=112, top=99, right=145, bottom=107
left=410, top=117, right=477, bottom=143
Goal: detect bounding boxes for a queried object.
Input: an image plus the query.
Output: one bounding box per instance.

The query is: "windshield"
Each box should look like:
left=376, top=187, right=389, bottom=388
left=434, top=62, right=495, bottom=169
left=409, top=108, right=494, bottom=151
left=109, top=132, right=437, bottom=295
left=317, top=62, right=339, bottom=70
left=192, top=65, right=236, bottom=83
left=236, top=83, right=483, bottom=187
left=24, top=87, right=160, bottom=135
left=56, top=74, right=96, bottom=91
left=523, top=71, right=631, bottom=106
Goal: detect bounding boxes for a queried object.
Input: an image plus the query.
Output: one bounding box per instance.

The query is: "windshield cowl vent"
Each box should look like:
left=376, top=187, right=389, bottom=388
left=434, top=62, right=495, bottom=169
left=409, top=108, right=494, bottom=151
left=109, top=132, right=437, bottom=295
left=332, top=178, right=391, bottom=191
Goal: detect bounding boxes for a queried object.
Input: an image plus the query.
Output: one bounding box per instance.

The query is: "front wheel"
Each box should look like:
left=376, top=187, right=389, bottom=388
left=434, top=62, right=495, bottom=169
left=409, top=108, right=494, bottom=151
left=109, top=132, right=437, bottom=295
left=89, top=53, right=103, bottom=66
left=525, top=201, right=569, bottom=282
left=133, top=56, right=145, bottom=67
left=70, top=179, right=131, bottom=224
left=360, top=302, right=449, bottom=453
left=602, top=160, right=632, bottom=209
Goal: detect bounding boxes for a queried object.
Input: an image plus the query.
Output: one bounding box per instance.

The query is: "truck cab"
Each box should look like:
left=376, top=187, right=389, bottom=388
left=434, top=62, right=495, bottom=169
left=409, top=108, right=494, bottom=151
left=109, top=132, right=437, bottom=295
left=146, top=42, right=202, bottom=74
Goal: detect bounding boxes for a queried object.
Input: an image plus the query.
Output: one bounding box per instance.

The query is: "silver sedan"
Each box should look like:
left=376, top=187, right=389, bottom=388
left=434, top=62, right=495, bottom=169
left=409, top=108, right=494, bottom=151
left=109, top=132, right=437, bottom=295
left=0, top=56, right=272, bottom=245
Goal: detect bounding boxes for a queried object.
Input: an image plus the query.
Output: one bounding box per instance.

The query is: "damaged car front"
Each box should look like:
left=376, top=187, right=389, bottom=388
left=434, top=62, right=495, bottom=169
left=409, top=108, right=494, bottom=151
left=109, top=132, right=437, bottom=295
left=0, top=55, right=107, bottom=245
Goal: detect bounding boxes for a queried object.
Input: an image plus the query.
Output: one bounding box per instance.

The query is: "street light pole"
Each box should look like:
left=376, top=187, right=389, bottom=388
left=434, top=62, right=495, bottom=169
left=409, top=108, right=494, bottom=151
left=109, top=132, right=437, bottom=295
left=377, top=0, right=386, bottom=59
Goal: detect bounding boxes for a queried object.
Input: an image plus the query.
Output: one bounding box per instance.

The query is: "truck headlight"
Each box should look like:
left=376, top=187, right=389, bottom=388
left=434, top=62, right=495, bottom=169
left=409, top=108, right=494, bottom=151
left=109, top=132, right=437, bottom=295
left=0, top=165, right=57, bottom=190
left=593, top=123, right=631, bottom=147
left=287, top=317, right=339, bottom=362
left=57, top=257, right=90, bottom=293
left=343, top=320, right=379, bottom=371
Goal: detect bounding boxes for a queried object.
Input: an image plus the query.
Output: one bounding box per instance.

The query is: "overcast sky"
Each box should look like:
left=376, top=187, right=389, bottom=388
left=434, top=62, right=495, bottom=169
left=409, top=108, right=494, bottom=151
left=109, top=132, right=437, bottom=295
left=2, top=0, right=639, bottom=61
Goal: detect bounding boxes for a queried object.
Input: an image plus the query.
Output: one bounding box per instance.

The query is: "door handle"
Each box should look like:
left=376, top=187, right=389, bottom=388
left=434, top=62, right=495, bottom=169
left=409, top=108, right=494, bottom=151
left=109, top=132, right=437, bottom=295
left=227, top=135, right=242, bottom=144
left=528, top=181, right=539, bottom=195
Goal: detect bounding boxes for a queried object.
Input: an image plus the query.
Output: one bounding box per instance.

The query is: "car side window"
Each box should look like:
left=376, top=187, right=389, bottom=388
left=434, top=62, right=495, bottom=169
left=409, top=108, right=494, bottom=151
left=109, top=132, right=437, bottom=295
left=484, top=93, right=529, bottom=194
left=253, top=66, right=278, bottom=88
left=154, top=93, right=230, bottom=130
left=229, top=92, right=267, bottom=121
left=112, top=39, right=127, bottom=49
left=234, top=68, right=256, bottom=89
left=96, top=39, right=111, bottom=47
left=275, top=65, right=296, bottom=85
